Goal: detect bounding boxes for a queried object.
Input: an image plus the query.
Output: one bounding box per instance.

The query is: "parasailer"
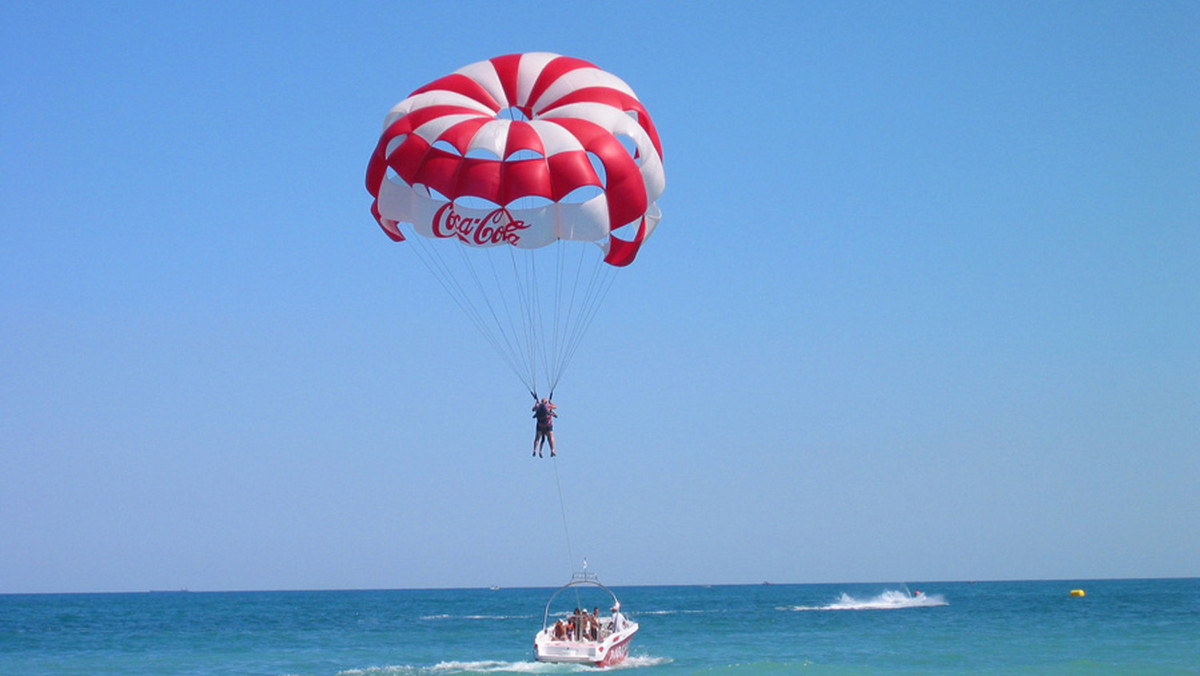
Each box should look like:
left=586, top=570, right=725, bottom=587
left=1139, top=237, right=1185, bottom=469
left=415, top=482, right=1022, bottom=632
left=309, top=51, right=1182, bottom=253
left=365, top=52, right=665, bottom=411
left=532, top=397, right=558, bottom=457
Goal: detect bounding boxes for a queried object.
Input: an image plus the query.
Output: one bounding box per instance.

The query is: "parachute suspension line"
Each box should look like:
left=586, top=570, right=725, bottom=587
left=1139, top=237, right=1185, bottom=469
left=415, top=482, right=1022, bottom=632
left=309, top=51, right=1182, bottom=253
left=454, top=241, right=537, bottom=393
left=406, top=236, right=489, bottom=348
left=548, top=240, right=578, bottom=399
left=549, top=240, right=567, bottom=399
left=547, top=241, right=583, bottom=397
left=527, top=247, right=551, bottom=397
left=480, top=244, right=537, bottom=393
left=509, top=190, right=548, bottom=398
left=550, top=455, right=577, bottom=578
left=401, top=225, right=619, bottom=400
left=406, top=233, right=534, bottom=394
left=507, top=245, right=543, bottom=397
left=567, top=259, right=619, bottom=371
left=549, top=248, right=619, bottom=396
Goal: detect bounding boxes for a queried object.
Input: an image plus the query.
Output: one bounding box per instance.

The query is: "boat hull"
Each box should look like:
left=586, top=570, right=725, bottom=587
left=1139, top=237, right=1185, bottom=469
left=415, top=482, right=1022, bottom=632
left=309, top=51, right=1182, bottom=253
left=534, top=623, right=638, bottom=667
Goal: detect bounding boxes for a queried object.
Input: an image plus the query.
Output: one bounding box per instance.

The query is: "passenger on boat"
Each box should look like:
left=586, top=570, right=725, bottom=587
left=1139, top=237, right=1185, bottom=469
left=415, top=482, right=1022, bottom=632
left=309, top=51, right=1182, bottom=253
left=611, top=603, right=626, bottom=632
left=553, top=619, right=566, bottom=640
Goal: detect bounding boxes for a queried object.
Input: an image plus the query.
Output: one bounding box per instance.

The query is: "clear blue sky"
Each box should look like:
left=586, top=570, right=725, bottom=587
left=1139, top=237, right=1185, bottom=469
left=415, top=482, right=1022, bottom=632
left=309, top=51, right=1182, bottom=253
left=3, top=1, right=1197, bottom=594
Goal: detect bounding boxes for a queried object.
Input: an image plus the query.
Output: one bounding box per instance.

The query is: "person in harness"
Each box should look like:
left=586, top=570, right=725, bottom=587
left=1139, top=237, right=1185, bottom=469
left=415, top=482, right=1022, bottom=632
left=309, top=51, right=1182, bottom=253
left=532, top=397, right=558, bottom=458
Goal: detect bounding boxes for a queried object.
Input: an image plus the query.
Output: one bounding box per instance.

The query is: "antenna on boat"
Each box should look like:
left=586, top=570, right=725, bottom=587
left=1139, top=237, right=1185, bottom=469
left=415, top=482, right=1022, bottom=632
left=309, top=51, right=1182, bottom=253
left=570, top=559, right=599, bottom=586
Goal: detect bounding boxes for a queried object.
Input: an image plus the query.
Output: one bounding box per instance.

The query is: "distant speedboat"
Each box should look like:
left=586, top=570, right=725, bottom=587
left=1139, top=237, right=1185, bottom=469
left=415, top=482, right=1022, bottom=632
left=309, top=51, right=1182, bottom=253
left=533, top=572, right=638, bottom=667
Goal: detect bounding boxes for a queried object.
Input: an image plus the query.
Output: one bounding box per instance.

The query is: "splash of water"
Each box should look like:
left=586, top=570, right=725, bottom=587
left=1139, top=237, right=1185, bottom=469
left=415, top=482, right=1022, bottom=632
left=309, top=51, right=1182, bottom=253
left=786, top=589, right=948, bottom=611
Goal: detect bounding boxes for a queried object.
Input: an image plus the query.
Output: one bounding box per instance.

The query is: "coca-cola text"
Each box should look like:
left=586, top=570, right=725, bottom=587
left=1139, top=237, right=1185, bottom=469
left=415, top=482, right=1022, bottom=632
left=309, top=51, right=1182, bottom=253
left=432, top=203, right=531, bottom=246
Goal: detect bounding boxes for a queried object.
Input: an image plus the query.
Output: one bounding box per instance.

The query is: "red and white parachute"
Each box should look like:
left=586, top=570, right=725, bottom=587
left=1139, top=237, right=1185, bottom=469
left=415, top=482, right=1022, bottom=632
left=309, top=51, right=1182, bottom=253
left=366, top=53, right=665, bottom=397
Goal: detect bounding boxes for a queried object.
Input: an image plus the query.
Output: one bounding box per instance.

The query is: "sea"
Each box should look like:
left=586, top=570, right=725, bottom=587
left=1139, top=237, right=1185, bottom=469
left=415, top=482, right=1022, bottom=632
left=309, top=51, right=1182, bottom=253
left=3, top=578, right=1197, bottom=675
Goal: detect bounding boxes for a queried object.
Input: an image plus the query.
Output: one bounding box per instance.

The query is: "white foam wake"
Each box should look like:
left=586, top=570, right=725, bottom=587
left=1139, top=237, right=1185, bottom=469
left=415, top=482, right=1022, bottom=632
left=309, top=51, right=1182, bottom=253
left=785, top=589, right=948, bottom=611
left=337, top=655, right=671, bottom=674
left=338, top=661, right=549, bottom=675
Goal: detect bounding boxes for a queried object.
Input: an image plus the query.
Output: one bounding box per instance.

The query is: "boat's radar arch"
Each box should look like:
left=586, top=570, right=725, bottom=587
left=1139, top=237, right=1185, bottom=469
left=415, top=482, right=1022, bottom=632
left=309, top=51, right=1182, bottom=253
left=540, top=572, right=623, bottom=629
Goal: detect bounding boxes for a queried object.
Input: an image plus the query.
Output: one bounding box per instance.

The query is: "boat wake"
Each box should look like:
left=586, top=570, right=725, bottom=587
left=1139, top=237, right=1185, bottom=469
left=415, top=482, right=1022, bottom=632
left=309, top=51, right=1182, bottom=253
left=784, top=589, right=948, bottom=611
left=418, top=614, right=538, bottom=622
left=337, top=655, right=671, bottom=674
left=634, top=608, right=711, bottom=616
left=337, top=662, right=550, bottom=675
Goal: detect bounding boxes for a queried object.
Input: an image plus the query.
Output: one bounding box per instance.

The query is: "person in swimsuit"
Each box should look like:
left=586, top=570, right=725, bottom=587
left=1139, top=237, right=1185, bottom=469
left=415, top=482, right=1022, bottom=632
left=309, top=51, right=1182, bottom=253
left=532, top=397, right=558, bottom=457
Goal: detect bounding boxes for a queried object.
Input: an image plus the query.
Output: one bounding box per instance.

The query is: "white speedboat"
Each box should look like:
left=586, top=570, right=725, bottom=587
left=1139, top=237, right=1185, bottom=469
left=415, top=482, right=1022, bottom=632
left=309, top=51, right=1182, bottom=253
left=533, top=572, right=638, bottom=667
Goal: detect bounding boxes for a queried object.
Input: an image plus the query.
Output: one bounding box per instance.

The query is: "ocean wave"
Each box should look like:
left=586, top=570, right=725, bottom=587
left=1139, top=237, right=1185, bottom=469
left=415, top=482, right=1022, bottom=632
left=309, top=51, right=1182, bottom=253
left=784, top=589, right=948, bottom=611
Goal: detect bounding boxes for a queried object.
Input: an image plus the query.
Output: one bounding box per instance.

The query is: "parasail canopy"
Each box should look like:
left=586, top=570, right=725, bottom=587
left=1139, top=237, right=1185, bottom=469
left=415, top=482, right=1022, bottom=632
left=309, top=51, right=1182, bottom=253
left=366, top=53, right=665, bottom=396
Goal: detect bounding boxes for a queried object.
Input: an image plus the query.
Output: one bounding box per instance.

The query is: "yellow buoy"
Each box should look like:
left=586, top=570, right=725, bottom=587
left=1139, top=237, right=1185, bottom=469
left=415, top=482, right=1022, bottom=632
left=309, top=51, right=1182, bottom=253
left=1069, top=589, right=1085, bottom=597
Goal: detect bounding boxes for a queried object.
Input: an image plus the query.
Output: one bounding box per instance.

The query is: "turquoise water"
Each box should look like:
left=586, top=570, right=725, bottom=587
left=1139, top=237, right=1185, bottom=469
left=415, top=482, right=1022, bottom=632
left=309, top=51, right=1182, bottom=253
left=3, top=579, right=1197, bottom=675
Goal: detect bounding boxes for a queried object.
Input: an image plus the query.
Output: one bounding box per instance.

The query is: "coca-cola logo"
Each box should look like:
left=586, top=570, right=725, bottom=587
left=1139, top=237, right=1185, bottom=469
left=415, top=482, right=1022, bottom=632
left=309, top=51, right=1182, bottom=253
left=432, top=203, right=531, bottom=246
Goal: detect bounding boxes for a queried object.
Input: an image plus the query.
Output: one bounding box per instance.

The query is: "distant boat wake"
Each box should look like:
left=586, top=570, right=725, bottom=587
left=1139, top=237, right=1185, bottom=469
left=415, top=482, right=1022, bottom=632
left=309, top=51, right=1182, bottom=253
left=785, top=590, right=948, bottom=611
